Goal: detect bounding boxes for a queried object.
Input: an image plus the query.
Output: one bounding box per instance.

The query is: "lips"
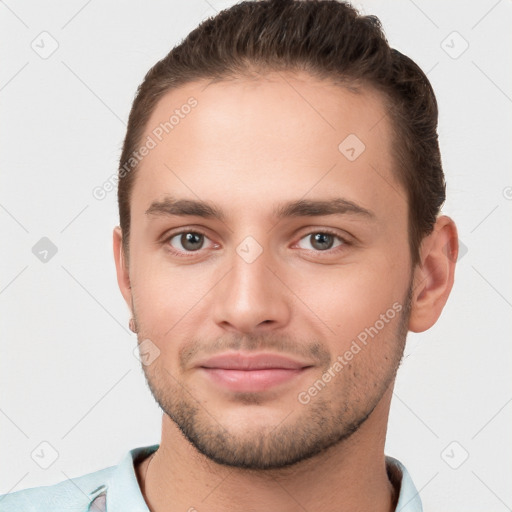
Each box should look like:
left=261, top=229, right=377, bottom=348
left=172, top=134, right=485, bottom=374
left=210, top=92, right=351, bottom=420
left=198, top=352, right=309, bottom=370
left=196, top=352, right=313, bottom=393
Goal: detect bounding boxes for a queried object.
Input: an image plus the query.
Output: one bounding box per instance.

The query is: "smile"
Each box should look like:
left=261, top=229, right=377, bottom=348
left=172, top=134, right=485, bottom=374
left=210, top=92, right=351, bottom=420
left=196, top=352, right=313, bottom=393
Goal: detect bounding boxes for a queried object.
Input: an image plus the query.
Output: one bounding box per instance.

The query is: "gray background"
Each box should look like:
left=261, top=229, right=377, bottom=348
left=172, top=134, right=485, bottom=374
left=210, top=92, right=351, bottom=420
left=1, top=1, right=511, bottom=510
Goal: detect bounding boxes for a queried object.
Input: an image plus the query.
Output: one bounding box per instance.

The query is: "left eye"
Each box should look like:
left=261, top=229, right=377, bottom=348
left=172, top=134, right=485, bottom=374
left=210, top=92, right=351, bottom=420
left=297, top=232, right=345, bottom=251
left=168, top=232, right=212, bottom=252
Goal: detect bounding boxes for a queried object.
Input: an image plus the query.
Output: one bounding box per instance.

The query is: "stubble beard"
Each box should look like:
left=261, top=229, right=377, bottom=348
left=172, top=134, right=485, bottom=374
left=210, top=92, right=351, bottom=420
left=135, top=287, right=412, bottom=470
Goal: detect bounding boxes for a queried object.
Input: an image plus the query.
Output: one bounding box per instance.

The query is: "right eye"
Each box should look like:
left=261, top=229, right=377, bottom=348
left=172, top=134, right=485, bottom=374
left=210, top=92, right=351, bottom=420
left=167, top=232, right=212, bottom=252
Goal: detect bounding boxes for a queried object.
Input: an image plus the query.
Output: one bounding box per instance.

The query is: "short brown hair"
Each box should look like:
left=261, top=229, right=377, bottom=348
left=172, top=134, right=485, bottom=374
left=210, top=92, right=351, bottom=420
left=118, top=0, right=445, bottom=265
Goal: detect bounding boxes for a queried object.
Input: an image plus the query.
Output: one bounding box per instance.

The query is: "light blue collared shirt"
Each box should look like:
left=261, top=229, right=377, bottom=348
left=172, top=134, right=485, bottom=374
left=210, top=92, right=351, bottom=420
left=0, top=445, right=423, bottom=511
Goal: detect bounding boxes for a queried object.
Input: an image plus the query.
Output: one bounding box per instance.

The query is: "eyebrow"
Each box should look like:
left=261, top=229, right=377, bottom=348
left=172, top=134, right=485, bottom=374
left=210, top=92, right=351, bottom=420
left=145, top=196, right=375, bottom=221
left=145, top=197, right=225, bottom=221
left=273, top=198, right=375, bottom=220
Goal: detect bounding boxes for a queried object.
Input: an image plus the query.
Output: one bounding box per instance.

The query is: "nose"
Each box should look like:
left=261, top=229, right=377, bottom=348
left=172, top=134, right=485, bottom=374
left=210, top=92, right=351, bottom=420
left=212, top=245, right=291, bottom=334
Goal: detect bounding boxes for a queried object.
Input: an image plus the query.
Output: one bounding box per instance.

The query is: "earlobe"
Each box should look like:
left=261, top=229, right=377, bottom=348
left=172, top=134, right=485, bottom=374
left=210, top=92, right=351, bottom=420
left=408, top=216, right=458, bottom=333
left=113, top=227, right=132, bottom=309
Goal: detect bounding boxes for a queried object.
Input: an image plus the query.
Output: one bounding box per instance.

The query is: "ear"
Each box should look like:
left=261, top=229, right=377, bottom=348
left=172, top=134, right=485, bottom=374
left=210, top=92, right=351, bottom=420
left=408, top=215, right=458, bottom=333
left=113, top=226, right=132, bottom=311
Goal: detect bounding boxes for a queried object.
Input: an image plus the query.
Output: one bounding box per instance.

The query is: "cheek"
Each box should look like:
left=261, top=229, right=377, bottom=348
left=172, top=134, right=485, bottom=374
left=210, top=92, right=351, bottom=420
left=130, top=253, right=219, bottom=337
left=290, top=253, right=409, bottom=344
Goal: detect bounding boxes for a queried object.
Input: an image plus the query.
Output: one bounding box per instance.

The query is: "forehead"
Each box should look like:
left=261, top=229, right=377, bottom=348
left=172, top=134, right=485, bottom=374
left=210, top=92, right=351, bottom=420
left=132, top=71, right=402, bottom=221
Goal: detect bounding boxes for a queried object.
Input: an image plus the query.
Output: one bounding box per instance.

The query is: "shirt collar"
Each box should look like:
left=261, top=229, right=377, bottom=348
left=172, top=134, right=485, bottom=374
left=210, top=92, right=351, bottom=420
left=105, top=444, right=158, bottom=512
left=386, top=455, right=424, bottom=511
left=105, top=445, right=422, bottom=512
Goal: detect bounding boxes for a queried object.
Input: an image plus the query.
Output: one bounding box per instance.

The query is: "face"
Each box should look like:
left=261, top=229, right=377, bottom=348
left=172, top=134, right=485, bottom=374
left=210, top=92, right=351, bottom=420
left=118, top=72, right=414, bottom=469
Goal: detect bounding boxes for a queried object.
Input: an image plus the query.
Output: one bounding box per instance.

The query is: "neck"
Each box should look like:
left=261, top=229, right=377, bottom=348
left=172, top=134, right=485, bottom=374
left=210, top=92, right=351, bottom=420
left=137, top=392, right=398, bottom=512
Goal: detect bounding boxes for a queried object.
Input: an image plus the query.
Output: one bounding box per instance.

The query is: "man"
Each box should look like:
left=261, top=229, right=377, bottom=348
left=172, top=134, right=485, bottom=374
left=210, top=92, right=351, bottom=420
left=0, top=0, right=458, bottom=510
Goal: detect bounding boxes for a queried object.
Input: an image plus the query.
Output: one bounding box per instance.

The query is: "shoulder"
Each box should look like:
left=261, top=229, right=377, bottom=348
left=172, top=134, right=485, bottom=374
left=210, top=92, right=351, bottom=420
left=0, top=465, right=115, bottom=512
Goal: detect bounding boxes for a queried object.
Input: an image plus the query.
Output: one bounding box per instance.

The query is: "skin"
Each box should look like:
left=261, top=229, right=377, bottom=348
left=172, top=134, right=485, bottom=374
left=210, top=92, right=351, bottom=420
left=113, top=71, right=458, bottom=512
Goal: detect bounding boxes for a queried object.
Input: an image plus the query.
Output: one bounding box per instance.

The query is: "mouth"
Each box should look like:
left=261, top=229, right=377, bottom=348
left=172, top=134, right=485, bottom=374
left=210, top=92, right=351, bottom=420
left=196, top=352, right=314, bottom=393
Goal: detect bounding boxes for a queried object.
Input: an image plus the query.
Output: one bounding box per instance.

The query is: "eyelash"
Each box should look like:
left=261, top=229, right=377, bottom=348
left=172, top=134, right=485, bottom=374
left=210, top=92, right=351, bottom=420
left=162, top=228, right=351, bottom=257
